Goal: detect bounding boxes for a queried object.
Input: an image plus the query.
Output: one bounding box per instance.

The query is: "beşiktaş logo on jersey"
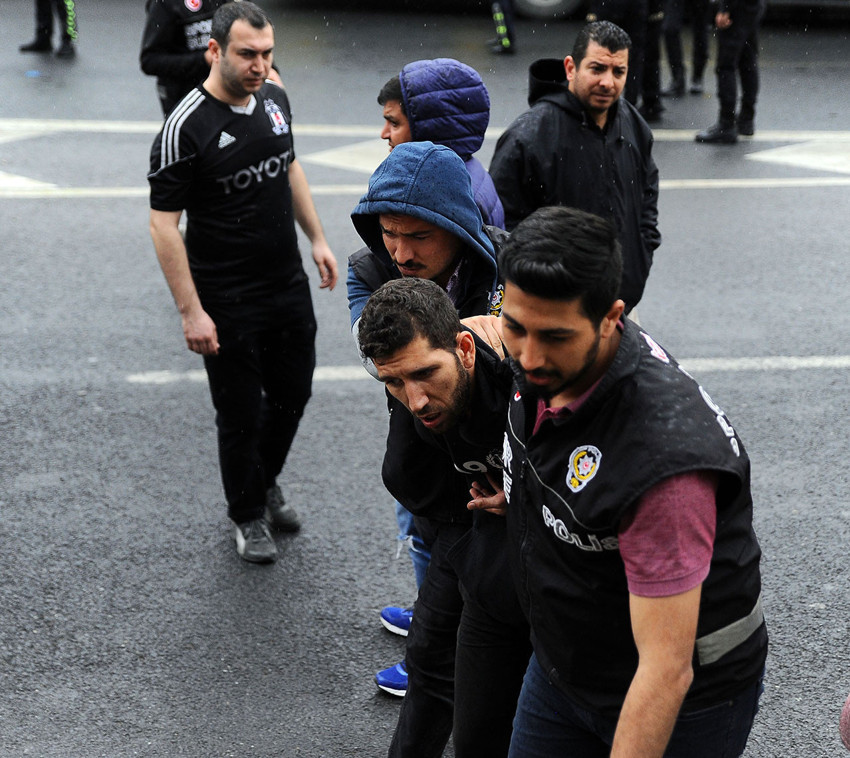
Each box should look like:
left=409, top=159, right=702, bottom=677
left=264, top=98, right=290, bottom=135
left=566, top=445, right=601, bottom=493
left=218, top=131, right=236, bottom=149
left=489, top=285, right=504, bottom=315
left=640, top=331, right=670, bottom=364
left=184, top=0, right=202, bottom=11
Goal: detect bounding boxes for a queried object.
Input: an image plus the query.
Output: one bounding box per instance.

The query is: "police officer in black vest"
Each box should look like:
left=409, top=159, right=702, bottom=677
left=498, top=206, right=767, bottom=758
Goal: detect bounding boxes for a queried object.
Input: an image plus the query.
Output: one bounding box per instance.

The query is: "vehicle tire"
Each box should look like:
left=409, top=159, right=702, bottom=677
left=513, top=0, right=586, bottom=19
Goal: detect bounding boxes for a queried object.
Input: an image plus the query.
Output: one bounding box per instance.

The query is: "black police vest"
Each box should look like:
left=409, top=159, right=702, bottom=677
left=503, top=319, right=767, bottom=713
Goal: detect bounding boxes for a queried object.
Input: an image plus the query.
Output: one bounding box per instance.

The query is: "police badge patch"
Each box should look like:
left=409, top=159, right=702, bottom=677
left=264, top=99, right=290, bottom=135
left=566, top=445, right=602, bottom=493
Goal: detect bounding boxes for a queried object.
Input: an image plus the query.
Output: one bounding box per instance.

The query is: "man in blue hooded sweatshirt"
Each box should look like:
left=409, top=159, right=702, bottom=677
left=371, top=59, right=506, bottom=678
left=348, top=142, right=504, bottom=754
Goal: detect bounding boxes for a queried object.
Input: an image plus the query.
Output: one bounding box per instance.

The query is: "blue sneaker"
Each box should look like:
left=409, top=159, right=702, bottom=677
left=375, top=661, right=407, bottom=697
left=380, top=606, right=413, bottom=637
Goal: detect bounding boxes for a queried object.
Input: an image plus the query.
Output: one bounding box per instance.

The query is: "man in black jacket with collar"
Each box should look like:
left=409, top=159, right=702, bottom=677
left=489, top=20, right=660, bottom=314
left=358, top=278, right=530, bottom=758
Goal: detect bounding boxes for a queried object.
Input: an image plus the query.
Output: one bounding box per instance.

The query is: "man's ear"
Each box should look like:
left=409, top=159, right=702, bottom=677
left=564, top=55, right=577, bottom=82
left=456, top=331, right=476, bottom=371
left=209, top=38, right=222, bottom=63
left=600, top=299, right=626, bottom=339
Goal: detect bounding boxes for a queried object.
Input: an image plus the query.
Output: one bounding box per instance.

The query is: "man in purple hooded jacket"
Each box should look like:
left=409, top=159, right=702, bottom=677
left=378, top=58, right=504, bottom=230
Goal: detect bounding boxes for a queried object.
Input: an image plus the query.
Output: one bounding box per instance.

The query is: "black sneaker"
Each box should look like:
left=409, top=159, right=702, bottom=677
left=265, top=485, right=301, bottom=532
left=695, top=122, right=738, bottom=144
left=56, top=39, right=75, bottom=58
left=234, top=519, right=278, bottom=563
left=20, top=37, right=51, bottom=53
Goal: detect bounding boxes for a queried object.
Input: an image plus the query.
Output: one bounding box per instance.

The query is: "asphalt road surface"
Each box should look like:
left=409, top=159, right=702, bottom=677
left=1, top=1, right=849, bottom=755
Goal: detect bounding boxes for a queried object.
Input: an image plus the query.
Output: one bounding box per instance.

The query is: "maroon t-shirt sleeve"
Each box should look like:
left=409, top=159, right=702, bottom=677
left=618, top=471, right=718, bottom=598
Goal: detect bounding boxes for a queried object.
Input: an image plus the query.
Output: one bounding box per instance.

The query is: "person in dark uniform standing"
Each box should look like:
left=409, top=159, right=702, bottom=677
left=696, top=0, right=767, bottom=143
left=147, top=1, right=338, bottom=564
left=140, top=0, right=282, bottom=117
left=489, top=0, right=517, bottom=55
left=498, top=206, right=767, bottom=758
left=141, top=0, right=225, bottom=116
left=19, top=0, right=77, bottom=58
left=661, top=0, right=711, bottom=96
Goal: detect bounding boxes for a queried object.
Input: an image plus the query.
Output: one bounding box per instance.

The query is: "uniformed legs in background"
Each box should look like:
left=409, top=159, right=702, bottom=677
left=19, top=0, right=77, bottom=58
left=661, top=0, right=710, bottom=97
left=490, top=0, right=517, bottom=55
left=696, top=1, right=766, bottom=144
left=639, top=2, right=665, bottom=122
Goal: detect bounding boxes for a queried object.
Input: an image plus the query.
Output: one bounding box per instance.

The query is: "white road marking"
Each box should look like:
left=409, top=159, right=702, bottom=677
left=2, top=119, right=850, bottom=142
left=5, top=176, right=850, bottom=199
left=125, top=355, right=850, bottom=386
left=746, top=141, right=850, bottom=175
left=0, top=171, right=56, bottom=190
left=2, top=118, right=850, bottom=197
left=126, top=366, right=371, bottom=385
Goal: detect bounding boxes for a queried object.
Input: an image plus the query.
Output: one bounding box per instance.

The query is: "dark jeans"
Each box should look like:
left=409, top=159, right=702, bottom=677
left=663, top=0, right=710, bottom=80
left=388, top=518, right=467, bottom=758
left=203, top=321, right=315, bottom=523
left=33, top=0, right=77, bottom=41
left=716, top=4, right=766, bottom=123
left=508, top=653, right=764, bottom=758
left=453, top=586, right=532, bottom=758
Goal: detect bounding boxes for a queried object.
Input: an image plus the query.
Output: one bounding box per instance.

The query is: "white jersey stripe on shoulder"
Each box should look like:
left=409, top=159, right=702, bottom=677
left=160, top=89, right=204, bottom=168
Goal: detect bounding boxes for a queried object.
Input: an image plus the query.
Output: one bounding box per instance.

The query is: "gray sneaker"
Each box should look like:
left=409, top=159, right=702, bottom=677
left=234, top=519, right=278, bottom=563
left=265, top=485, right=301, bottom=532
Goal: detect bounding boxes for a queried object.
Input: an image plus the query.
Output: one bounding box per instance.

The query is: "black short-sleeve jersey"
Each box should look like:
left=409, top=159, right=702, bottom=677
left=148, top=84, right=306, bottom=329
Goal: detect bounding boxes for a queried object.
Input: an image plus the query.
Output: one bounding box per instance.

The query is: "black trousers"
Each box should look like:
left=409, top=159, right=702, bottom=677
left=33, top=0, right=77, bottom=41
left=662, top=0, right=710, bottom=80
left=202, top=315, right=315, bottom=524
left=715, top=5, right=765, bottom=123
left=389, top=518, right=467, bottom=758
left=452, top=586, right=531, bottom=758
left=388, top=516, right=531, bottom=758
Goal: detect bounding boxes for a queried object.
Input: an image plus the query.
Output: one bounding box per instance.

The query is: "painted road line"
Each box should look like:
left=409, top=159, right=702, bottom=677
left=126, top=355, right=850, bottom=386
left=681, top=356, right=850, bottom=372
left=0, top=185, right=368, bottom=199
left=126, top=366, right=371, bottom=385
left=5, top=176, right=850, bottom=200
left=3, top=119, right=850, bottom=142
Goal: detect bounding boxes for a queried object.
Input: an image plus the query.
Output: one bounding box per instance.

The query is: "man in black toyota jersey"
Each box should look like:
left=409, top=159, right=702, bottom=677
left=147, top=1, right=338, bottom=564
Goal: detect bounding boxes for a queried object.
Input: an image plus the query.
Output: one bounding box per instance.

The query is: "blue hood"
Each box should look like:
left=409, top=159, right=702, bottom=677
left=399, top=58, right=490, bottom=160
left=351, top=142, right=496, bottom=279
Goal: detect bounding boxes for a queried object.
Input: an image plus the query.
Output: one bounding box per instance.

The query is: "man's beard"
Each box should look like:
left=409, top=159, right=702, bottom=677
left=527, top=329, right=601, bottom=401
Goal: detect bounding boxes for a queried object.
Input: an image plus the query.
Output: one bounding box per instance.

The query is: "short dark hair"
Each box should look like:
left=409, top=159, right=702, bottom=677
left=359, top=278, right=460, bottom=362
left=498, top=207, right=622, bottom=326
left=211, top=1, right=273, bottom=52
left=572, top=21, right=631, bottom=67
left=377, top=75, right=405, bottom=113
